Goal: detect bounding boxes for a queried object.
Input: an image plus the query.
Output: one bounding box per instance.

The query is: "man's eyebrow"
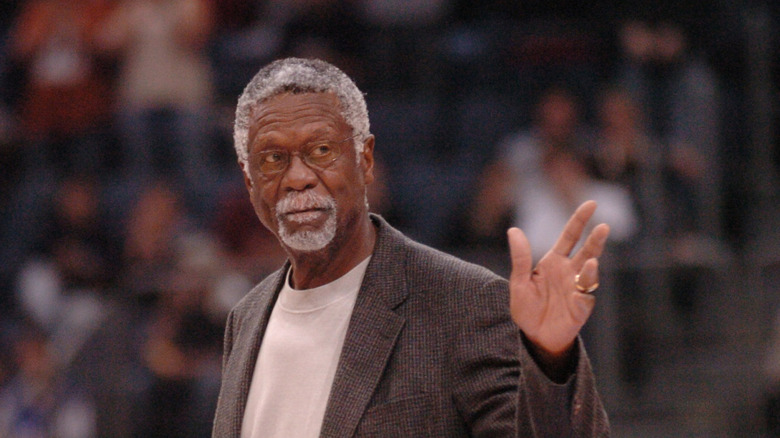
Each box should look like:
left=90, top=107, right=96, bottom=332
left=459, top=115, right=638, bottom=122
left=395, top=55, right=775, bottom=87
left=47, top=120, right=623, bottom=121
left=308, top=128, right=339, bottom=139
left=250, top=127, right=341, bottom=149
left=249, top=136, right=274, bottom=150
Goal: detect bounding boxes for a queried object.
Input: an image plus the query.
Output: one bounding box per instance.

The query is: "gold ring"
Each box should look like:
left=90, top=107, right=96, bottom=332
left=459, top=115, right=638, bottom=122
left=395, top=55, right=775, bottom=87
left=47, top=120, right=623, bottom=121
left=574, top=274, right=598, bottom=294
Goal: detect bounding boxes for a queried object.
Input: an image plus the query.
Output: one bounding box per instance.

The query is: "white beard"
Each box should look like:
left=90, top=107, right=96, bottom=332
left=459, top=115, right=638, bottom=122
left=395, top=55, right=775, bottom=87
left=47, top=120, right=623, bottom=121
left=275, top=191, right=338, bottom=252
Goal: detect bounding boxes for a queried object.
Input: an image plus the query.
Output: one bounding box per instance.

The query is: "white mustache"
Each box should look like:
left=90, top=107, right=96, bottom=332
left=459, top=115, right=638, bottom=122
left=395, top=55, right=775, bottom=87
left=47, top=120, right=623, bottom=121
left=275, top=191, right=336, bottom=216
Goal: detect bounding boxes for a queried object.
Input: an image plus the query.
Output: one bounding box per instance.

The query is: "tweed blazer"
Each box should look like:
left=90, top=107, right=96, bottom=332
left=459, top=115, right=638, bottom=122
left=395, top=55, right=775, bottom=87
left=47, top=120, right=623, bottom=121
left=212, top=215, right=610, bottom=437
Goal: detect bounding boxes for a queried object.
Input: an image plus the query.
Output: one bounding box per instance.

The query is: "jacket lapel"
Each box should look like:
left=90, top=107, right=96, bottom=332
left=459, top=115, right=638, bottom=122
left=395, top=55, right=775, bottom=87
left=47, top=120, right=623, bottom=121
left=221, top=267, right=287, bottom=436
left=319, top=216, right=409, bottom=437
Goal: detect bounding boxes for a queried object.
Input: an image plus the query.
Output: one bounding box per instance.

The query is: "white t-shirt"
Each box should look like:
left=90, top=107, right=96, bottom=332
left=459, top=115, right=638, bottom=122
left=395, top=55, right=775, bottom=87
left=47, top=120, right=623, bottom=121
left=240, top=257, right=371, bottom=438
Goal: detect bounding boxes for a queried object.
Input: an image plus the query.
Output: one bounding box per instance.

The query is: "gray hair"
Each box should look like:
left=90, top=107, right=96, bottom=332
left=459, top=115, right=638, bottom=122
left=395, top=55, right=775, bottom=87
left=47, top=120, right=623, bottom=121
left=234, top=58, right=370, bottom=167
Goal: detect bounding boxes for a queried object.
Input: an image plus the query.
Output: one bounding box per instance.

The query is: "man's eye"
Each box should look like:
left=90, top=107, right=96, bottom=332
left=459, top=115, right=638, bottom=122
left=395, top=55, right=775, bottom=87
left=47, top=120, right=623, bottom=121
left=263, top=152, right=285, bottom=163
left=309, top=144, right=333, bottom=157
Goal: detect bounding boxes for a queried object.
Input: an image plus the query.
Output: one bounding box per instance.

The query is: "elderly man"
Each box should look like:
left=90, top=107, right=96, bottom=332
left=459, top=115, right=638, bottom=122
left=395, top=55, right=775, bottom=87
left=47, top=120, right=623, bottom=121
left=212, top=58, right=611, bottom=437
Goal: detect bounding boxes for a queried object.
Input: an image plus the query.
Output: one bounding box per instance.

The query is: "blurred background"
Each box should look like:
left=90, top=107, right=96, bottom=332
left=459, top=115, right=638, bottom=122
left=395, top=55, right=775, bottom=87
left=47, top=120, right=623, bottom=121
left=0, top=0, right=778, bottom=436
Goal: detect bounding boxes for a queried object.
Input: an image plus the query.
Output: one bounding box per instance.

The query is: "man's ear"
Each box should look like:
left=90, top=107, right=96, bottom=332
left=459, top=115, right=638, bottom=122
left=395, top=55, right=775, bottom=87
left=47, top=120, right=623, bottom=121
left=360, top=135, right=375, bottom=185
left=240, top=160, right=253, bottom=192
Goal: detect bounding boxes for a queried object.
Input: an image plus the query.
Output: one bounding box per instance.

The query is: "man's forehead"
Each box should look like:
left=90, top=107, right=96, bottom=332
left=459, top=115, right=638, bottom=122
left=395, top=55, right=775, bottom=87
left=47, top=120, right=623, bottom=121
left=256, top=90, right=340, bottom=111
left=252, top=92, right=342, bottom=123
left=248, top=92, right=349, bottom=140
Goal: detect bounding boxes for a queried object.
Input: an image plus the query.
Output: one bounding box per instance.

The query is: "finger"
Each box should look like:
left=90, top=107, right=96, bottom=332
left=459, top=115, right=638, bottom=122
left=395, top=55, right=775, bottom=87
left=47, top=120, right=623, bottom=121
left=571, top=288, right=597, bottom=322
left=507, top=227, right=533, bottom=283
left=551, top=200, right=597, bottom=257
left=575, top=258, right=600, bottom=294
left=571, top=223, right=610, bottom=271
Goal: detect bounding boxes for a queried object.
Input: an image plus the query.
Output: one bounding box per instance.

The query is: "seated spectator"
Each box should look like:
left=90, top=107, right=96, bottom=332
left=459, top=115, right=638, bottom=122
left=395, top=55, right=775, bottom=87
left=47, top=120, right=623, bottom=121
left=518, top=143, right=638, bottom=260
left=465, top=85, right=636, bottom=260
left=0, top=320, right=96, bottom=438
left=616, top=19, right=725, bottom=245
left=590, top=85, right=665, bottom=240
left=8, top=0, right=115, bottom=177
left=97, top=0, right=220, bottom=220
left=133, top=233, right=226, bottom=438
left=117, top=181, right=197, bottom=301
left=14, top=175, right=116, bottom=365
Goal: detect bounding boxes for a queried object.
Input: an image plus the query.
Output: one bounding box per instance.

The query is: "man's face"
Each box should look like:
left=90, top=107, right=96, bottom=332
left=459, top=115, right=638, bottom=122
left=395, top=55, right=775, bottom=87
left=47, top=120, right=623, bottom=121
left=538, top=93, right=578, bottom=144
left=242, top=92, right=374, bottom=254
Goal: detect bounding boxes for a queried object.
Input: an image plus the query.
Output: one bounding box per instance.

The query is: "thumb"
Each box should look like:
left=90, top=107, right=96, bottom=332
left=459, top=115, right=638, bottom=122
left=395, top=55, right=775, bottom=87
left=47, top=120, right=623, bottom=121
left=507, top=227, right=533, bottom=283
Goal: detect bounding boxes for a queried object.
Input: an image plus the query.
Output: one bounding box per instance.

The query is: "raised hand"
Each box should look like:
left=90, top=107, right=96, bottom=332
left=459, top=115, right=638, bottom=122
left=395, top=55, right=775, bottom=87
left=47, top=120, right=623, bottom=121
left=508, top=200, right=610, bottom=359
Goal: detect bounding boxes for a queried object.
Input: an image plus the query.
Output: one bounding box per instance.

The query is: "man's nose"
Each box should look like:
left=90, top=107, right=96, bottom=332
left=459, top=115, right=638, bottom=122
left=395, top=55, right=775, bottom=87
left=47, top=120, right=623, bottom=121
left=282, top=155, right=318, bottom=191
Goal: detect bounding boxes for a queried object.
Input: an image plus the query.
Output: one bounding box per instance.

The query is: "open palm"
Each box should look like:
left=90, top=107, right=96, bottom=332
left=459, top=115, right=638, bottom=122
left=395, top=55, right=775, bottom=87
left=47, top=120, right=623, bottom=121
left=508, top=201, right=610, bottom=357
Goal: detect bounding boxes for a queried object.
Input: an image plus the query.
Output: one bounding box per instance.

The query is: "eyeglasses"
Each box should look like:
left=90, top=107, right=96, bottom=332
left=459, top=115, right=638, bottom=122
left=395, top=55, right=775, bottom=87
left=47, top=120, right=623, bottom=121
left=250, top=135, right=358, bottom=177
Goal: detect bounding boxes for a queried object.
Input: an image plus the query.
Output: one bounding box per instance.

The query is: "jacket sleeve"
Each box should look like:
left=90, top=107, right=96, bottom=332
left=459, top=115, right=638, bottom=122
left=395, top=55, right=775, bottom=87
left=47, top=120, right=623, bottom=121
left=517, top=335, right=611, bottom=437
left=450, top=278, right=610, bottom=437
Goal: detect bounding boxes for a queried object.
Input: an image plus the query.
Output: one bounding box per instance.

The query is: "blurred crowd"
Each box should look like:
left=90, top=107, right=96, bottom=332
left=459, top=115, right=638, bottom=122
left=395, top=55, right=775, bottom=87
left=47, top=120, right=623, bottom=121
left=0, top=0, right=776, bottom=436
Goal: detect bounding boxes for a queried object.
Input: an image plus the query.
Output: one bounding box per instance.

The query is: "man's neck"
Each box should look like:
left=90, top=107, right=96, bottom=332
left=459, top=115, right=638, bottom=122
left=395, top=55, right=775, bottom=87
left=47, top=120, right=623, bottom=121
left=287, top=215, right=376, bottom=290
